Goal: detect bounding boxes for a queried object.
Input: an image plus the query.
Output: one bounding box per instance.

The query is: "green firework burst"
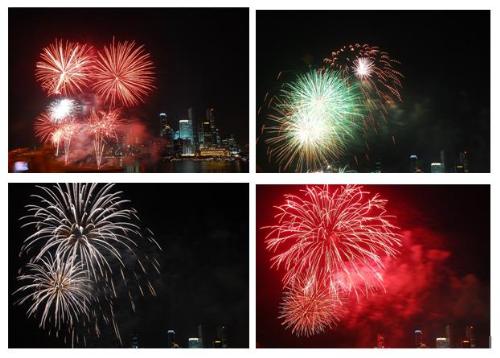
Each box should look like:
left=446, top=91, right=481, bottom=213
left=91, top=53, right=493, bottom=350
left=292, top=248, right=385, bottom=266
left=265, top=69, right=365, bottom=172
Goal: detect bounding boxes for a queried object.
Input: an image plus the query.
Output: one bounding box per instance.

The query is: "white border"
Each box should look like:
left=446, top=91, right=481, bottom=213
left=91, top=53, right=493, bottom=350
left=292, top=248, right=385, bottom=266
left=3, top=1, right=499, bottom=358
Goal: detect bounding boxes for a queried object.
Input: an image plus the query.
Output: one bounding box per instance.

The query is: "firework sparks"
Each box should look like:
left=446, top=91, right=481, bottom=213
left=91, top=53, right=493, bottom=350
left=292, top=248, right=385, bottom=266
left=20, top=183, right=144, bottom=279
left=88, top=109, right=122, bottom=169
left=14, top=253, right=91, bottom=331
left=93, top=39, right=155, bottom=107
left=16, top=183, right=162, bottom=345
left=48, top=98, right=76, bottom=122
left=323, top=44, right=403, bottom=111
left=265, top=70, right=364, bottom=172
left=35, top=40, right=95, bottom=96
left=264, top=185, right=402, bottom=298
left=280, top=278, right=345, bottom=337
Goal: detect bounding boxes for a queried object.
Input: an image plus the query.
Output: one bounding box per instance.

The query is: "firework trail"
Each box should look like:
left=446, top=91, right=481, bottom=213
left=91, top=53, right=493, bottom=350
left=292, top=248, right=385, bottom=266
left=88, top=109, right=122, bottom=169
left=264, top=70, right=364, bottom=172
left=323, top=44, right=403, bottom=117
left=279, top=276, right=345, bottom=337
left=15, top=183, right=162, bottom=345
left=93, top=39, right=155, bottom=107
left=35, top=40, right=95, bottom=96
left=13, top=253, right=91, bottom=332
left=264, top=185, right=402, bottom=298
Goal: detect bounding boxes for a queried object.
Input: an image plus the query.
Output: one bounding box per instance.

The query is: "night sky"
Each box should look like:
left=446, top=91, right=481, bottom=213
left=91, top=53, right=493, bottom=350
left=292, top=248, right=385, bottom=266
left=9, top=8, right=249, bottom=149
left=9, top=183, right=249, bottom=348
left=257, top=11, right=490, bottom=172
left=257, top=185, right=490, bottom=348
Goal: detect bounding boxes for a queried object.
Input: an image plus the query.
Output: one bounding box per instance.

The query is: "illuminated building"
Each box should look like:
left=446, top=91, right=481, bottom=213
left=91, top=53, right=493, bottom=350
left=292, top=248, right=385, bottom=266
left=436, top=337, right=449, bottom=348
left=465, top=325, right=476, bottom=348
left=179, top=119, right=194, bottom=141
left=167, top=329, right=176, bottom=348
left=410, top=154, right=418, bottom=172
left=131, top=335, right=139, bottom=348
left=199, top=147, right=230, bottom=157
left=188, top=337, right=201, bottom=348
left=431, top=162, right=445, bottom=173
left=461, top=339, right=471, bottom=348
left=414, top=329, right=424, bottom=348
left=197, top=324, right=205, bottom=348
left=216, top=325, right=228, bottom=348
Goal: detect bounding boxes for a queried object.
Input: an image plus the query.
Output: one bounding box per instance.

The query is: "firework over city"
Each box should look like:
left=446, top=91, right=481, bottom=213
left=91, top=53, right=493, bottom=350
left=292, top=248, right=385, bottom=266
left=257, top=185, right=490, bottom=348
left=9, top=183, right=249, bottom=348
left=257, top=11, right=490, bottom=172
left=9, top=8, right=249, bottom=173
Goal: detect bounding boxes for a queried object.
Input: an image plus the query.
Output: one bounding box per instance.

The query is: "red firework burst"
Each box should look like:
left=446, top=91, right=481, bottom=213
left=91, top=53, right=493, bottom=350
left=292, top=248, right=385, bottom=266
left=92, top=39, right=155, bottom=107
left=264, top=185, right=402, bottom=298
left=88, top=108, right=122, bottom=168
left=279, top=277, right=345, bottom=337
left=35, top=40, right=95, bottom=96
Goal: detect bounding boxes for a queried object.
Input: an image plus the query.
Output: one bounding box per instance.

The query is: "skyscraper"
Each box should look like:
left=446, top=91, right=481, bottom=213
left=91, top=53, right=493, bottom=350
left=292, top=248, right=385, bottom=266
left=465, top=325, right=476, bottom=348
left=436, top=337, right=449, bottom=348
left=445, top=324, right=454, bottom=348
left=188, top=337, right=201, bottom=348
left=206, top=108, right=218, bottom=145
left=179, top=119, right=194, bottom=141
left=131, top=335, right=139, bottom=348
left=410, top=154, right=418, bottom=173
left=216, top=325, right=228, bottom=348
left=414, top=329, right=424, bottom=348
left=167, top=329, right=176, bottom=348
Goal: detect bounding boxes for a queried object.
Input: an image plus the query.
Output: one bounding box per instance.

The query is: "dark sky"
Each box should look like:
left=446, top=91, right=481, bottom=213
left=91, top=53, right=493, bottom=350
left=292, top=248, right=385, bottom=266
left=257, top=185, right=490, bottom=348
left=257, top=11, right=490, bottom=172
left=9, top=8, right=249, bottom=148
left=9, top=183, right=249, bottom=348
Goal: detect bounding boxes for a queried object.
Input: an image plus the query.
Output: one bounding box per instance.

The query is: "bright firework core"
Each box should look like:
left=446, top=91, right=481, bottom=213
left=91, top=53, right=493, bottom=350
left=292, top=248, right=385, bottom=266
left=354, top=57, right=374, bottom=80
left=49, top=98, right=76, bottom=122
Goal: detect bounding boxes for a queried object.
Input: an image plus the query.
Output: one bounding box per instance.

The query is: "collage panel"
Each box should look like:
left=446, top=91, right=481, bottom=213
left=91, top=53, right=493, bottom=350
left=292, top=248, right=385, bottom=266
left=257, top=184, right=490, bottom=348
left=256, top=10, right=490, bottom=173
left=8, top=183, right=249, bottom=348
left=8, top=7, right=249, bottom=173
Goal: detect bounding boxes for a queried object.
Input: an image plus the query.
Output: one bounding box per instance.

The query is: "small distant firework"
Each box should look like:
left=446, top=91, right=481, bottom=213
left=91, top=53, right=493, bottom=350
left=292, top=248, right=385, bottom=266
left=279, top=277, right=345, bottom=337
left=35, top=40, right=95, bottom=96
left=323, top=44, right=403, bottom=111
left=15, top=183, right=162, bottom=345
left=93, top=39, right=155, bottom=107
left=263, top=185, right=402, bottom=337
left=14, top=253, right=91, bottom=331
left=48, top=98, right=76, bottom=122
left=265, top=70, right=364, bottom=172
left=88, top=109, right=122, bottom=168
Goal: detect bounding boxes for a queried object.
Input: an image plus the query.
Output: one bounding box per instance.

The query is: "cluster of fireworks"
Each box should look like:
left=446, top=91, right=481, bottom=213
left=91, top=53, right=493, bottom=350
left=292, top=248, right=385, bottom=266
left=263, top=185, right=402, bottom=337
left=34, top=39, right=155, bottom=168
left=13, top=184, right=162, bottom=346
left=263, top=44, right=403, bottom=172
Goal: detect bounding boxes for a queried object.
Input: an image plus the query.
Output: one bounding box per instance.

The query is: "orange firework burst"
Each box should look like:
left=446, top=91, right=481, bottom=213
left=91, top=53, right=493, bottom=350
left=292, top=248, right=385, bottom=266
left=93, top=39, right=155, bottom=107
left=35, top=40, right=95, bottom=96
left=279, top=277, right=345, bottom=337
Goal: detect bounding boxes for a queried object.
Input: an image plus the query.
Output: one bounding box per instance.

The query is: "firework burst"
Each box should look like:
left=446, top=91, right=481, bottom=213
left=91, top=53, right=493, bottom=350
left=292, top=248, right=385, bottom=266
left=264, top=185, right=402, bottom=298
left=279, top=277, right=345, bottom=337
left=88, top=109, right=122, bottom=169
left=93, top=39, right=155, bottom=107
left=48, top=98, right=77, bottom=122
left=14, top=253, right=91, bottom=331
left=265, top=70, right=364, bottom=172
left=16, top=183, right=162, bottom=345
left=35, top=40, right=95, bottom=96
left=20, top=183, right=144, bottom=280
left=323, top=44, right=403, bottom=114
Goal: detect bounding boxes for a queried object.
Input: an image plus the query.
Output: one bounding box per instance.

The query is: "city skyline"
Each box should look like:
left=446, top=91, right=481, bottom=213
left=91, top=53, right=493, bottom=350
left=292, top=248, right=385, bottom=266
left=8, top=8, right=249, bottom=172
